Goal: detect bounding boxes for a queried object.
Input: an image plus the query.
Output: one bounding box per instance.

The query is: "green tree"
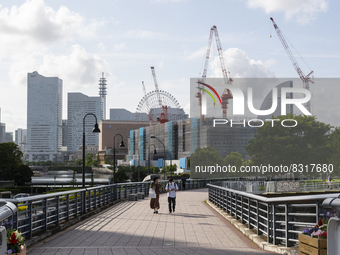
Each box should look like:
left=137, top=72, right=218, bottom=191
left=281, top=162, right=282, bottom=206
left=224, top=152, right=244, bottom=177
left=327, top=127, right=340, bottom=176
left=89, top=171, right=95, bottom=187
left=245, top=115, right=332, bottom=177
left=14, top=165, right=33, bottom=186
left=74, top=158, right=82, bottom=166
left=0, top=143, right=33, bottom=185
left=104, top=156, right=111, bottom=164
left=115, top=167, right=129, bottom=183
left=190, top=146, right=225, bottom=178
left=165, top=164, right=177, bottom=175
left=70, top=171, right=77, bottom=187
left=85, top=153, right=94, bottom=167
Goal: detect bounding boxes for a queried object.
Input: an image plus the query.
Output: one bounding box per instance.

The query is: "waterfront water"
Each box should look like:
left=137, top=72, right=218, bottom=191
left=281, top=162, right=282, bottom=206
left=32, top=170, right=112, bottom=186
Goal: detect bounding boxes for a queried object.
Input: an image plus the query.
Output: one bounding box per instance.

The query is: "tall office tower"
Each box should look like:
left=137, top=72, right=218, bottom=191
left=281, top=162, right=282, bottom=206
left=15, top=128, right=27, bottom=153
left=67, top=93, right=103, bottom=153
left=0, top=123, right=5, bottom=143
left=99, top=73, right=107, bottom=120
left=27, top=71, right=62, bottom=161
left=62, top=120, right=68, bottom=147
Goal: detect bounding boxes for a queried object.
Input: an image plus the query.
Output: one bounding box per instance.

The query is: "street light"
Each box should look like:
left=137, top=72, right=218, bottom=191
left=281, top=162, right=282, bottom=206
left=148, top=144, right=157, bottom=175
left=82, top=113, right=100, bottom=214
left=112, top=134, right=125, bottom=184
left=150, top=136, right=166, bottom=180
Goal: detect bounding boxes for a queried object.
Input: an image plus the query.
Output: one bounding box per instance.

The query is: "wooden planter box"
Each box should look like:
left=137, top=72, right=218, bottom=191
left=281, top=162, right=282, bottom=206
left=299, top=233, right=327, bottom=255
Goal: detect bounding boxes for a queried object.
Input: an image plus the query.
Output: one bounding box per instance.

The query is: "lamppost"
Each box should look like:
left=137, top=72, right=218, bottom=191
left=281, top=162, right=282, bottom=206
left=148, top=144, right=157, bottom=175
left=150, top=136, right=166, bottom=180
left=138, top=141, right=147, bottom=182
left=82, top=113, right=100, bottom=214
left=112, top=134, right=125, bottom=184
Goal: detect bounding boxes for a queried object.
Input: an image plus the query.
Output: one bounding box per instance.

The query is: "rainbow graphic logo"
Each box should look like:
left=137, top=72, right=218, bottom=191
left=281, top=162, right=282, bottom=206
left=196, top=81, right=222, bottom=107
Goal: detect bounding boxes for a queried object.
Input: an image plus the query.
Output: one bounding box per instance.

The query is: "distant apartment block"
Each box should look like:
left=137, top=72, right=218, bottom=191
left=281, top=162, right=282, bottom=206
left=0, top=123, right=5, bottom=143
left=5, top=132, right=13, bottom=143
left=67, top=93, right=103, bottom=154
left=15, top=128, right=27, bottom=153
left=26, top=71, right=62, bottom=161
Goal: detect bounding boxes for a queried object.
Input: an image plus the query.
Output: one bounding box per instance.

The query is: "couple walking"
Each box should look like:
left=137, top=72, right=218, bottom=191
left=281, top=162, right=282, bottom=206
left=150, top=178, right=178, bottom=214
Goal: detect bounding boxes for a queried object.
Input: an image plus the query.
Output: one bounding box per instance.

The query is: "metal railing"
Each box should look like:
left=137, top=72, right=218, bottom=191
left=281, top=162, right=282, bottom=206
left=0, top=201, right=17, bottom=226
left=208, top=183, right=340, bottom=248
left=0, top=178, right=220, bottom=239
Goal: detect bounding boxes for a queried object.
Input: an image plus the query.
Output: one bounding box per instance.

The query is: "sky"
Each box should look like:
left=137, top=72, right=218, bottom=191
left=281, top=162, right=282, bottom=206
left=0, top=0, right=339, bottom=133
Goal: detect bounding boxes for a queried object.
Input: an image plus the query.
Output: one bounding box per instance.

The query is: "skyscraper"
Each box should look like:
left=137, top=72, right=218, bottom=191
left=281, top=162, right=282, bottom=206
left=99, top=73, right=107, bottom=120
left=67, top=93, right=102, bottom=153
left=15, top=128, right=27, bottom=153
left=27, top=71, right=62, bottom=161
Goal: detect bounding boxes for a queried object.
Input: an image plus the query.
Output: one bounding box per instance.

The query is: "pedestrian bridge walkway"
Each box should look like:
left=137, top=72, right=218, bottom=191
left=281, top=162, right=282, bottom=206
left=27, top=189, right=272, bottom=255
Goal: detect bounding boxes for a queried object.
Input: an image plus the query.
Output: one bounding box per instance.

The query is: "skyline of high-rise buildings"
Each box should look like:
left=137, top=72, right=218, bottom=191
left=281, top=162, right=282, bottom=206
left=26, top=71, right=63, bottom=161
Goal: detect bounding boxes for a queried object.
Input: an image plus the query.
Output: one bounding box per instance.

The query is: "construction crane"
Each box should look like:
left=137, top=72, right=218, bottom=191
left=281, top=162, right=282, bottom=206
left=141, top=81, right=153, bottom=123
left=270, top=17, right=313, bottom=113
left=196, top=25, right=233, bottom=119
left=151, top=66, right=168, bottom=123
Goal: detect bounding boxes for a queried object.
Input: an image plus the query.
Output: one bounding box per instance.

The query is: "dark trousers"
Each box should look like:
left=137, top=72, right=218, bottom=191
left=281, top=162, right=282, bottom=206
left=168, top=197, right=176, bottom=212
left=182, top=182, right=186, bottom=190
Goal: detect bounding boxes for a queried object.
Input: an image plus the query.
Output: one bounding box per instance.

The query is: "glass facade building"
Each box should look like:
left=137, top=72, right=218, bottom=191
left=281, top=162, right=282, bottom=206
left=128, top=118, right=257, bottom=164
left=67, top=93, right=103, bottom=153
left=27, top=71, right=62, bottom=161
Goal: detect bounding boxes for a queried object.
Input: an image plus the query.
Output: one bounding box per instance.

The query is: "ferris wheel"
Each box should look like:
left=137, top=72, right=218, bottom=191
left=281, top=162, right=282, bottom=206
left=135, top=90, right=186, bottom=123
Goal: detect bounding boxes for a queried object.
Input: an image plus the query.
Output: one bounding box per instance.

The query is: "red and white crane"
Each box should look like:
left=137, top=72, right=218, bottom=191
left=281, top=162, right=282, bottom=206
left=270, top=17, right=313, bottom=113
left=151, top=66, right=168, bottom=123
left=196, top=25, right=233, bottom=119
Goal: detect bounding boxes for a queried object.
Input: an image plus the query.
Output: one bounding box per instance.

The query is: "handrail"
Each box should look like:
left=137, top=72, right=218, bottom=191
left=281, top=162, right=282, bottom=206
left=0, top=178, right=218, bottom=239
left=208, top=183, right=340, bottom=202
left=0, top=201, right=17, bottom=222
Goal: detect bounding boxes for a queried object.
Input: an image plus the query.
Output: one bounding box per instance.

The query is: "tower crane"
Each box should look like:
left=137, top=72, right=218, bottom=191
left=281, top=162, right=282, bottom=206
left=141, top=81, right=153, bottom=123
left=196, top=25, right=233, bottom=119
left=151, top=66, right=168, bottom=123
left=270, top=17, right=313, bottom=113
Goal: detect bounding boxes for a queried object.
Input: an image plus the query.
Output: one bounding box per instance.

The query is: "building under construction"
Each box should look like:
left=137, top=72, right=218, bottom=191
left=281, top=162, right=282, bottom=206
left=128, top=118, right=256, bottom=165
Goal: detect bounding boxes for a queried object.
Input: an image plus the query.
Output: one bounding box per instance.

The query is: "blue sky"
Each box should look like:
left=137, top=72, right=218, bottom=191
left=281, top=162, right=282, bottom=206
left=0, top=0, right=339, bottom=133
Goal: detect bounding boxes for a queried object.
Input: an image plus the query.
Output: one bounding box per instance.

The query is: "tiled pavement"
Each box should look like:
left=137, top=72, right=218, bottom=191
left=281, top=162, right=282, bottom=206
left=27, top=189, right=274, bottom=255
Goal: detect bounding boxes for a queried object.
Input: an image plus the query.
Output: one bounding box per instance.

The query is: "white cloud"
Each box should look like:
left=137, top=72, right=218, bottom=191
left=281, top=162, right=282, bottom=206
left=9, top=44, right=110, bottom=90
left=113, top=42, right=127, bottom=51
left=98, top=42, right=106, bottom=51
left=247, top=0, right=328, bottom=24
left=208, top=48, right=275, bottom=78
left=185, top=47, right=206, bottom=60
left=124, top=30, right=169, bottom=40
left=0, top=0, right=101, bottom=57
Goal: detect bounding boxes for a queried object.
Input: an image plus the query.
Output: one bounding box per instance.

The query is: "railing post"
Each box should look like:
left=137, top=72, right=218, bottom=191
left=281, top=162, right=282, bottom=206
left=66, top=194, right=69, bottom=222
left=94, top=189, right=97, bottom=209
left=267, top=203, right=271, bottom=243
left=235, top=194, right=238, bottom=220
left=56, top=196, right=60, bottom=227
left=248, top=198, right=252, bottom=229
left=272, top=203, right=277, bottom=245
left=256, top=200, right=260, bottom=235
left=124, top=184, right=127, bottom=198
left=75, top=192, right=78, bottom=217
left=29, top=201, right=33, bottom=238
left=241, top=196, right=244, bottom=224
left=285, top=202, right=290, bottom=247
left=87, top=190, right=91, bottom=212
left=43, top=198, right=47, bottom=232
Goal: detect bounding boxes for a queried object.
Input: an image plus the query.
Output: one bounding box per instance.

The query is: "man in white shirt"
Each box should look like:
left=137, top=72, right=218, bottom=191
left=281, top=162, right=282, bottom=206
left=166, top=178, right=178, bottom=214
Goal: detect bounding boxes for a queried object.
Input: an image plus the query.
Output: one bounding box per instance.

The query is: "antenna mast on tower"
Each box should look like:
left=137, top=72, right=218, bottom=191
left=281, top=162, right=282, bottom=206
left=99, top=72, right=107, bottom=120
